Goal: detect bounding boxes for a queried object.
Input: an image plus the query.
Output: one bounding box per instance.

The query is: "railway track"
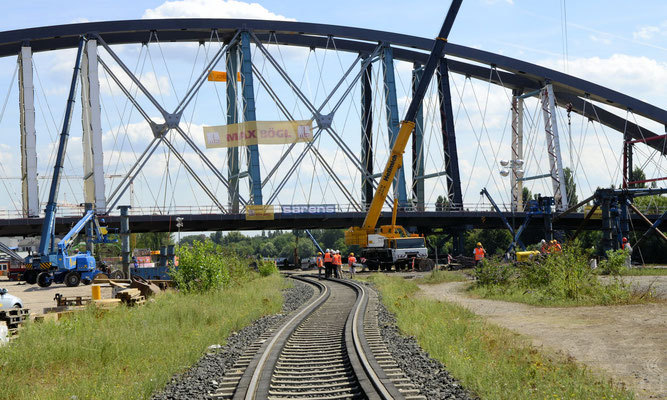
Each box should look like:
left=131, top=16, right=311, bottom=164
left=210, top=275, right=424, bottom=400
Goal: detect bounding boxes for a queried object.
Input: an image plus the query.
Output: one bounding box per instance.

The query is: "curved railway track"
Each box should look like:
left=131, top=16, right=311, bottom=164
left=210, top=275, right=424, bottom=400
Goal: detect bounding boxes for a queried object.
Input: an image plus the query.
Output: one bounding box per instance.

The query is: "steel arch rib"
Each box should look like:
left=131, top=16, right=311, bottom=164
left=1, top=18, right=665, bottom=152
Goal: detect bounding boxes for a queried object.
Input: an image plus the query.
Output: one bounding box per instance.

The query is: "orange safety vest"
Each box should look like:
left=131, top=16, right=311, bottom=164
left=348, top=256, right=356, bottom=266
left=316, top=256, right=323, bottom=268
left=333, top=254, right=341, bottom=265
left=474, top=247, right=485, bottom=261
left=622, top=242, right=630, bottom=250
left=324, top=252, right=332, bottom=262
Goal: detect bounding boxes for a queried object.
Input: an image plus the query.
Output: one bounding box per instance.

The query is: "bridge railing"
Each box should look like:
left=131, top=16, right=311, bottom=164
left=1, top=201, right=665, bottom=219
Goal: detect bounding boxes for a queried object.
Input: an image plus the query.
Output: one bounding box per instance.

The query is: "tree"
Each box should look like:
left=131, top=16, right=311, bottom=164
left=134, top=232, right=174, bottom=249
left=564, top=167, right=579, bottom=207
left=260, top=242, right=278, bottom=257
left=179, top=234, right=208, bottom=247
left=521, top=187, right=533, bottom=210
left=209, top=231, right=223, bottom=245
left=630, top=166, right=646, bottom=188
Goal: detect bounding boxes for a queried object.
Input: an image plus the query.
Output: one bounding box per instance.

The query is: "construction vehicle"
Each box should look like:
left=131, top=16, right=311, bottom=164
left=345, top=0, right=462, bottom=271
left=21, top=38, right=115, bottom=287
left=24, top=210, right=116, bottom=287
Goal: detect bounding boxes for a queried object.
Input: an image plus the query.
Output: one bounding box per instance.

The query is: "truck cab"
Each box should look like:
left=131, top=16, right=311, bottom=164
left=389, top=237, right=428, bottom=262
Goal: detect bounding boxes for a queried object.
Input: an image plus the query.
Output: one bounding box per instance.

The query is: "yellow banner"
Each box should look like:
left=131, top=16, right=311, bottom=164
left=204, top=120, right=314, bottom=148
left=246, top=205, right=275, bottom=220
left=207, top=70, right=242, bottom=82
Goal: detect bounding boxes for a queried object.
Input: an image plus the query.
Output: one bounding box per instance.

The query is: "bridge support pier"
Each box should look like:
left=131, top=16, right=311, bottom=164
left=437, top=59, right=463, bottom=209
left=226, top=39, right=240, bottom=212
left=81, top=39, right=106, bottom=212
left=382, top=45, right=408, bottom=207
left=511, top=89, right=524, bottom=211
left=541, top=82, right=568, bottom=211
left=119, top=205, right=131, bottom=279
left=19, top=45, right=39, bottom=218
left=361, top=59, right=373, bottom=210
left=412, top=63, right=425, bottom=211
left=240, top=31, right=263, bottom=205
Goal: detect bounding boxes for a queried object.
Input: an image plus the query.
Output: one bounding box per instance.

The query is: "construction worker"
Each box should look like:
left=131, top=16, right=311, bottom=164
left=348, top=252, right=357, bottom=278
left=473, top=242, right=487, bottom=265
left=323, top=249, right=333, bottom=278
left=549, top=239, right=562, bottom=253
left=622, top=237, right=633, bottom=268
left=316, top=252, right=324, bottom=279
left=333, top=250, right=342, bottom=279
left=539, top=239, right=548, bottom=254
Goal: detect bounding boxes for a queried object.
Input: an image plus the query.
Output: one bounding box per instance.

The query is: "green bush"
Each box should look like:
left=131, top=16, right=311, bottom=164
left=473, top=257, right=514, bottom=286
left=598, top=249, right=628, bottom=275
left=258, top=259, right=279, bottom=276
left=471, top=245, right=640, bottom=306
left=171, top=239, right=256, bottom=292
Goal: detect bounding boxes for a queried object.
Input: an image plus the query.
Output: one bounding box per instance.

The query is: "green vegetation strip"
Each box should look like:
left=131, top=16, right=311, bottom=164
left=0, top=274, right=286, bottom=400
left=369, top=274, right=633, bottom=400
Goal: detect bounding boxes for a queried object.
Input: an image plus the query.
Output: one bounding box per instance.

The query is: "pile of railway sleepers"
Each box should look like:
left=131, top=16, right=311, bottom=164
left=115, top=288, right=146, bottom=306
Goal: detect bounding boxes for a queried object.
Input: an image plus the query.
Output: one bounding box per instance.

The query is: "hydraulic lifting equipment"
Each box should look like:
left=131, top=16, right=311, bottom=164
left=345, top=0, right=463, bottom=271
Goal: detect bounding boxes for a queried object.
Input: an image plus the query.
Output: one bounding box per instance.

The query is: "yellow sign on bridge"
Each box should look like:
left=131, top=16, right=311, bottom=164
left=203, top=120, right=313, bottom=148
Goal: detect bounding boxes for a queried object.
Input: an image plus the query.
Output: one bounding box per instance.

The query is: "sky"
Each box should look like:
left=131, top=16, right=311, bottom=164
left=0, top=0, right=665, bottom=222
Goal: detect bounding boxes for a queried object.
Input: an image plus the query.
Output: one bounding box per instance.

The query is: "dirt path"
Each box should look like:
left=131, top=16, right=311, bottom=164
left=418, top=278, right=667, bottom=400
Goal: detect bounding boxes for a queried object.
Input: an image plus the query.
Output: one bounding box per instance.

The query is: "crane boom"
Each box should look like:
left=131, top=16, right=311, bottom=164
left=347, top=0, right=463, bottom=245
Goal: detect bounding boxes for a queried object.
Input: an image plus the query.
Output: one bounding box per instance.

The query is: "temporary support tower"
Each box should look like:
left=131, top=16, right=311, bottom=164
left=19, top=45, right=39, bottom=218
left=511, top=89, right=524, bottom=211
left=540, top=81, right=568, bottom=211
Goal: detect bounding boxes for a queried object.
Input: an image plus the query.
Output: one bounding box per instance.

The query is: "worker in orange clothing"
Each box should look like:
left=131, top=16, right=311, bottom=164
left=316, top=252, right=324, bottom=279
left=622, top=237, right=633, bottom=268
left=549, top=239, right=562, bottom=253
left=347, top=252, right=357, bottom=278
left=539, top=239, right=549, bottom=254
left=333, top=250, right=342, bottom=279
left=323, top=249, right=333, bottom=278
left=473, top=242, right=487, bottom=265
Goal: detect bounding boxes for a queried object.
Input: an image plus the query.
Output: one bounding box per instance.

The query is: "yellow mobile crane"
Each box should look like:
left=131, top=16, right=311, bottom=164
left=345, top=0, right=463, bottom=271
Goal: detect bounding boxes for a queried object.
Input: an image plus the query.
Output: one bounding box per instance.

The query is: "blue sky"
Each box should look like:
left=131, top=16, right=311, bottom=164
left=0, top=0, right=665, bottom=218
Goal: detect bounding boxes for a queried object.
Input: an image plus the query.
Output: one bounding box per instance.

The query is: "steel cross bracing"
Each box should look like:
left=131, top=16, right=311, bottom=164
left=540, top=82, right=568, bottom=211
left=248, top=32, right=390, bottom=211
left=92, top=31, right=247, bottom=213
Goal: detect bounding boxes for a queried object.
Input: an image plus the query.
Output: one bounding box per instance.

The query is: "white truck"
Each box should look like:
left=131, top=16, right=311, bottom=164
left=363, top=234, right=431, bottom=271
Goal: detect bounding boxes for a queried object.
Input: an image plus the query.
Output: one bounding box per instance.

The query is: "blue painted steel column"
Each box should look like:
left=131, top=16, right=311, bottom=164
left=437, top=58, right=463, bottom=209
left=411, top=63, right=425, bottom=211
left=226, top=40, right=240, bottom=213
left=382, top=46, right=408, bottom=207
left=240, top=31, right=263, bottom=205
left=361, top=59, right=373, bottom=210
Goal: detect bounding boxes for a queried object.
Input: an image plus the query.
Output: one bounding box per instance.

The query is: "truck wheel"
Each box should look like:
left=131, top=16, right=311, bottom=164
left=110, top=270, right=124, bottom=280
left=37, top=272, right=53, bottom=288
left=64, top=271, right=81, bottom=287
left=24, top=270, right=37, bottom=285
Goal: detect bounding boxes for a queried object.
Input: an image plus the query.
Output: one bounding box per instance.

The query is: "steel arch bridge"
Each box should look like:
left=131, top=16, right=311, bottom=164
left=0, top=18, right=665, bottom=241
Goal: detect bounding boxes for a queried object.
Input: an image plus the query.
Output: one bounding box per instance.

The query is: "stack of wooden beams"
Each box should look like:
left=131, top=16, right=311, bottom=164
left=115, top=288, right=145, bottom=306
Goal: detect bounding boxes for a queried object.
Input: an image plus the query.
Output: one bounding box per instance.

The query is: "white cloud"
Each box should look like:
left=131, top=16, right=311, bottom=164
left=142, top=0, right=295, bottom=21
left=589, top=34, right=612, bottom=45
left=632, top=21, right=667, bottom=41
left=539, top=54, right=667, bottom=103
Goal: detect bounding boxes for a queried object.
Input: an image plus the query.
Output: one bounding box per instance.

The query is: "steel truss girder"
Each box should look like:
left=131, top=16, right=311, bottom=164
left=95, top=36, right=242, bottom=212
left=3, top=19, right=664, bottom=150
left=361, top=60, right=373, bottom=209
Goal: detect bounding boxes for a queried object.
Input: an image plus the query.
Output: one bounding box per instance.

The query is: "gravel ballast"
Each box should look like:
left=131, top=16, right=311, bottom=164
left=371, top=283, right=476, bottom=400
left=152, top=279, right=314, bottom=400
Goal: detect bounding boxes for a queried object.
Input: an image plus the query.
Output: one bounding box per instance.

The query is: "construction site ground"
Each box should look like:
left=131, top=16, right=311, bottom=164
left=0, top=277, right=113, bottom=314
left=417, top=275, right=667, bottom=400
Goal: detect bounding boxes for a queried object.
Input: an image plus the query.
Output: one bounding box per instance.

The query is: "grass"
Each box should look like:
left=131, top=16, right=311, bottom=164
left=619, top=267, right=667, bottom=276
left=369, top=274, right=634, bottom=400
left=415, top=269, right=469, bottom=284
left=0, top=274, right=287, bottom=400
